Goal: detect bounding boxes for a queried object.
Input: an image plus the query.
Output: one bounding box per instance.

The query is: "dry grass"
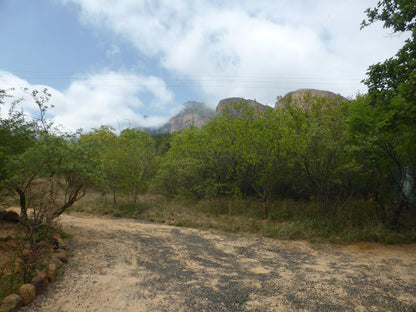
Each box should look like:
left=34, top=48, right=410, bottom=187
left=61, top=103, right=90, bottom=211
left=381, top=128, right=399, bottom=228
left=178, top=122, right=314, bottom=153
left=70, top=192, right=416, bottom=244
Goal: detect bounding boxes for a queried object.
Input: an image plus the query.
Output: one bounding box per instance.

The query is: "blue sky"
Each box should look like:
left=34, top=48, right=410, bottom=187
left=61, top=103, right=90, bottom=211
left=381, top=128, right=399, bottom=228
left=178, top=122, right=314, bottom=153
left=0, top=0, right=409, bottom=132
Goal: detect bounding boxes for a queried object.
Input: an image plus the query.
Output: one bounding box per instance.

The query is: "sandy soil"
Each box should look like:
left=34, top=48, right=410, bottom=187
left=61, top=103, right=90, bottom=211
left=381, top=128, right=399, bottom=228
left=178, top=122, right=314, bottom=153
left=21, top=212, right=416, bottom=312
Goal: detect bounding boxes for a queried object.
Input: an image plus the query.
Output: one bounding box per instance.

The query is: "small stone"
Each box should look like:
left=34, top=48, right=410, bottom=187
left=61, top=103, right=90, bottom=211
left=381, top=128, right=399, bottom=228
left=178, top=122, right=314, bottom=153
left=0, top=294, right=22, bottom=312
left=51, top=254, right=64, bottom=269
left=18, top=284, right=36, bottom=305
left=51, top=235, right=66, bottom=250
left=55, top=249, right=68, bottom=263
left=46, top=262, right=58, bottom=281
left=37, top=271, right=51, bottom=284
left=31, top=271, right=49, bottom=295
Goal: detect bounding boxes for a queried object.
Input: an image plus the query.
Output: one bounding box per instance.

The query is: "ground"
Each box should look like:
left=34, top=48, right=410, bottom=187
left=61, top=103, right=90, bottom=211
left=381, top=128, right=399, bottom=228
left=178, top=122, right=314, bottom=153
left=0, top=220, right=24, bottom=275
left=2, top=212, right=414, bottom=312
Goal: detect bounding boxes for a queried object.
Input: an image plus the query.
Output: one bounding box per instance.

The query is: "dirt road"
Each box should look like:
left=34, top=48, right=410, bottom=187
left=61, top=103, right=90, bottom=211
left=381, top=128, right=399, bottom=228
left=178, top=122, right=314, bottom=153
left=22, top=213, right=416, bottom=312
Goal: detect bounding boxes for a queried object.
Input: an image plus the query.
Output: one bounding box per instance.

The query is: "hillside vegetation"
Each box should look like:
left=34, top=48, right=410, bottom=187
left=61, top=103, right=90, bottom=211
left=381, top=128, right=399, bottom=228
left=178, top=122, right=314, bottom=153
left=2, top=88, right=415, bottom=244
left=1, top=0, right=415, bottom=244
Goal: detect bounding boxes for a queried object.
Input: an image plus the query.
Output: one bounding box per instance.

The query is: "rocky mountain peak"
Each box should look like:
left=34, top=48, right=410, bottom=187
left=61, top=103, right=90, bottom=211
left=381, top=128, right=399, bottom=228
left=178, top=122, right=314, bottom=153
left=168, top=101, right=215, bottom=133
left=216, top=97, right=269, bottom=118
left=275, top=89, right=347, bottom=109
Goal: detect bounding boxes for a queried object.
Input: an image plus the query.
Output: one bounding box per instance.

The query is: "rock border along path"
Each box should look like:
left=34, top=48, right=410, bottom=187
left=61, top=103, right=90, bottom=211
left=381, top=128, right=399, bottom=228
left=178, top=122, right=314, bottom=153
left=22, top=213, right=416, bottom=312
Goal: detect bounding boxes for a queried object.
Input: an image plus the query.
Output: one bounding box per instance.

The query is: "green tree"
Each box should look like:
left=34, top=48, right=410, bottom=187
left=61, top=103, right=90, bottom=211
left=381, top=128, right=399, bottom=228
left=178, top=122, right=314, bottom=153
left=361, top=0, right=415, bottom=112
left=358, top=0, right=416, bottom=227
left=362, top=0, right=415, bottom=33
left=282, top=94, right=359, bottom=214
left=7, top=131, right=104, bottom=223
left=349, top=95, right=416, bottom=227
left=231, top=104, right=297, bottom=218
left=156, top=102, right=298, bottom=218
left=154, top=127, right=209, bottom=198
left=1, top=90, right=104, bottom=226
left=80, top=125, right=119, bottom=203
left=0, top=92, right=37, bottom=193
left=115, top=129, right=157, bottom=203
left=152, top=133, right=173, bottom=156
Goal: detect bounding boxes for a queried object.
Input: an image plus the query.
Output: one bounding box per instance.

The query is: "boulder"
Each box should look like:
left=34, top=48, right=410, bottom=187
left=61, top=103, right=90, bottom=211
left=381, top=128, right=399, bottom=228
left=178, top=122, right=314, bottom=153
left=0, top=294, right=22, bottom=312
left=18, top=284, right=36, bottom=305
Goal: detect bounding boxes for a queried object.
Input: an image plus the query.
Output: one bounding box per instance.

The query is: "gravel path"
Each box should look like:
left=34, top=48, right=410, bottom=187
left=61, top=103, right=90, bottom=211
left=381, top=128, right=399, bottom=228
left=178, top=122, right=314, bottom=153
left=22, top=213, right=416, bottom=312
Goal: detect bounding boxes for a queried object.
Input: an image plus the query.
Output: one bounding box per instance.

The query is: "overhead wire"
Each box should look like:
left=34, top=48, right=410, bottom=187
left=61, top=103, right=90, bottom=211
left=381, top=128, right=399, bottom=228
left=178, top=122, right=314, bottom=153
left=2, top=70, right=364, bottom=94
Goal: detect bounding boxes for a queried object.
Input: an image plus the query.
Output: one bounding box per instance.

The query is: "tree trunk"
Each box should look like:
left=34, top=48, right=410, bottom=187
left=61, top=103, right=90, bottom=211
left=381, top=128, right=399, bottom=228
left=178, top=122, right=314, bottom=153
left=263, top=197, right=268, bottom=219
left=390, top=201, right=406, bottom=229
left=15, top=187, right=27, bottom=221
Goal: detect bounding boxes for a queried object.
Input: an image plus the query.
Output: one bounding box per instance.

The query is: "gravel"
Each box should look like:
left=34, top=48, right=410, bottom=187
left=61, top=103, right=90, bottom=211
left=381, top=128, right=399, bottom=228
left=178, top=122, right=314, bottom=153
left=21, top=213, right=416, bottom=312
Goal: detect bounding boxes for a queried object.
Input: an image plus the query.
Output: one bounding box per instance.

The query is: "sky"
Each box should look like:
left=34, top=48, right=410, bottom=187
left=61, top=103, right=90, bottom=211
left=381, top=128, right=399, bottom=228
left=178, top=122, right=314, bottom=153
left=0, top=0, right=410, bottom=132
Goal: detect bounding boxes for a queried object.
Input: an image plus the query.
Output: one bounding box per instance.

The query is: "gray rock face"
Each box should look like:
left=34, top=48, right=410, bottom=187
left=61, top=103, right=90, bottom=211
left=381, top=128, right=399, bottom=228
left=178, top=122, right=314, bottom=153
left=216, top=97, right=269, bottom=118
left=169, top=101, right=215, bottom=133
left=138, top=101, right=215, bottom=134
left=275, top=89, right=347, bottom=109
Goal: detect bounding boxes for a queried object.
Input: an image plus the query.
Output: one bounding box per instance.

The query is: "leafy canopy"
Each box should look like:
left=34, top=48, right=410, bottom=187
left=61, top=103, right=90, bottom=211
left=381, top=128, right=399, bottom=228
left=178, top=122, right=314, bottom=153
left=361, top=0, right=416, bottom=108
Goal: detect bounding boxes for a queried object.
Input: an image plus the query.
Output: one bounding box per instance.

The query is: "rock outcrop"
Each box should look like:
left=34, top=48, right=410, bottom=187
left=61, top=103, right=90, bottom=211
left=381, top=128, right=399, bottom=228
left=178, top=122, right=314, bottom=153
left=275, top=89, right=347, bottom=109
left=168, top=101, right=215, bottom=133
left=137, top=89, right=347, bottom=134
left=138, top=101, right=215, bottom=134
left=216, top=97, right=270, bottom=118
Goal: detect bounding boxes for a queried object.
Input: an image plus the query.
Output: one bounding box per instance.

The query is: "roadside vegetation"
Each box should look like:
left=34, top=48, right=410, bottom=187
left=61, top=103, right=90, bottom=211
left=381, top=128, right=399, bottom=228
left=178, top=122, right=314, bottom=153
left=0, top=0, right=415, bottom=301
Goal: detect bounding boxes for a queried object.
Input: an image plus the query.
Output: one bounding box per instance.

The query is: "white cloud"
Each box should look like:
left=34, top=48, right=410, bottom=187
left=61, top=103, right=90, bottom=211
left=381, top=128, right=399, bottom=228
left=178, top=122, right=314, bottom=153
left=106, top=45, right=120, bottom=57
left=0, top=70, right=52, bottom=117
left=0, top=71, right=175, bottom=132
left=59, top=0, right=409, bottom=106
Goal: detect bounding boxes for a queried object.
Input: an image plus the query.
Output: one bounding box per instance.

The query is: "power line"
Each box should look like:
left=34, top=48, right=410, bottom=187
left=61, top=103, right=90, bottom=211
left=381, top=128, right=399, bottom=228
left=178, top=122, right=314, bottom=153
left=2, top=70, right=365, bottom=95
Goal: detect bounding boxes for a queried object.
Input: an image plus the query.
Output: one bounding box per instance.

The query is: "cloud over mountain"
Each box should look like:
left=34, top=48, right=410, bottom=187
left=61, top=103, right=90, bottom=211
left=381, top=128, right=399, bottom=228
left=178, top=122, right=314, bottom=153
left=0, top=70, right=175, bottom=132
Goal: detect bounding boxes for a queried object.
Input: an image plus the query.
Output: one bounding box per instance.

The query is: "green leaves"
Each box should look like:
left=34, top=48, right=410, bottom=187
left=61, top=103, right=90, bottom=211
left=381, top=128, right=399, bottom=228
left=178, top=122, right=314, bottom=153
left=362, top=0, right=416, bottom=108
left=155, top=101, right=297, bottom=218
left=286, top=94, right=359, bottom=214
left=361, top=0, right=416, bottom=32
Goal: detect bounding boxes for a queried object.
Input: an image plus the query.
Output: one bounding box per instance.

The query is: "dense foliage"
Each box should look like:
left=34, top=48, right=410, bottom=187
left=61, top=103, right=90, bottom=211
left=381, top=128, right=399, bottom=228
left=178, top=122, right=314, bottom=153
left=0, top=0, right=414, bottom=239
left=0, top=89, right=105, bottom=233
left=1, top=91, right=415, bottom=235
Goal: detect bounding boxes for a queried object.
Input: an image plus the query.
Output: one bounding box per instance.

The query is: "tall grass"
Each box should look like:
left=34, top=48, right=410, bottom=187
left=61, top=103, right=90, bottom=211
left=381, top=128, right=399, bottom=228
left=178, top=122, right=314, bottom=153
left=70, top=192, right=416, bottom=244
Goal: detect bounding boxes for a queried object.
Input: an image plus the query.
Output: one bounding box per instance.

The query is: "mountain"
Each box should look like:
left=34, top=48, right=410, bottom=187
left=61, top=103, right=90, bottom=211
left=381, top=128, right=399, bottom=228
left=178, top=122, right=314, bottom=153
left=169, top=101, right=215, bottom=133
left=139, top=90, right=345, bottom=134
left=275, top=89, right=347, bottom=109
left=138, top=101, right=215, bottom=134
left=216, top=97, right=270, bottom=118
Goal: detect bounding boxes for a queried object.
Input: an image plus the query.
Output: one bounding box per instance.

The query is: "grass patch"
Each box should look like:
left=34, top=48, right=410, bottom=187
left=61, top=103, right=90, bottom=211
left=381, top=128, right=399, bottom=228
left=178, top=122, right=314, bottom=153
left=72, top=193, right=416, bottom=244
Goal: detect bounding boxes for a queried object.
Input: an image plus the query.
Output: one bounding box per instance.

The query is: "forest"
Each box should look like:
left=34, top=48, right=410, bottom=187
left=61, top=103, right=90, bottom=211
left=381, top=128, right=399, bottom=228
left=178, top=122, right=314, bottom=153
left=0, top=0, right=415, bottom=243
